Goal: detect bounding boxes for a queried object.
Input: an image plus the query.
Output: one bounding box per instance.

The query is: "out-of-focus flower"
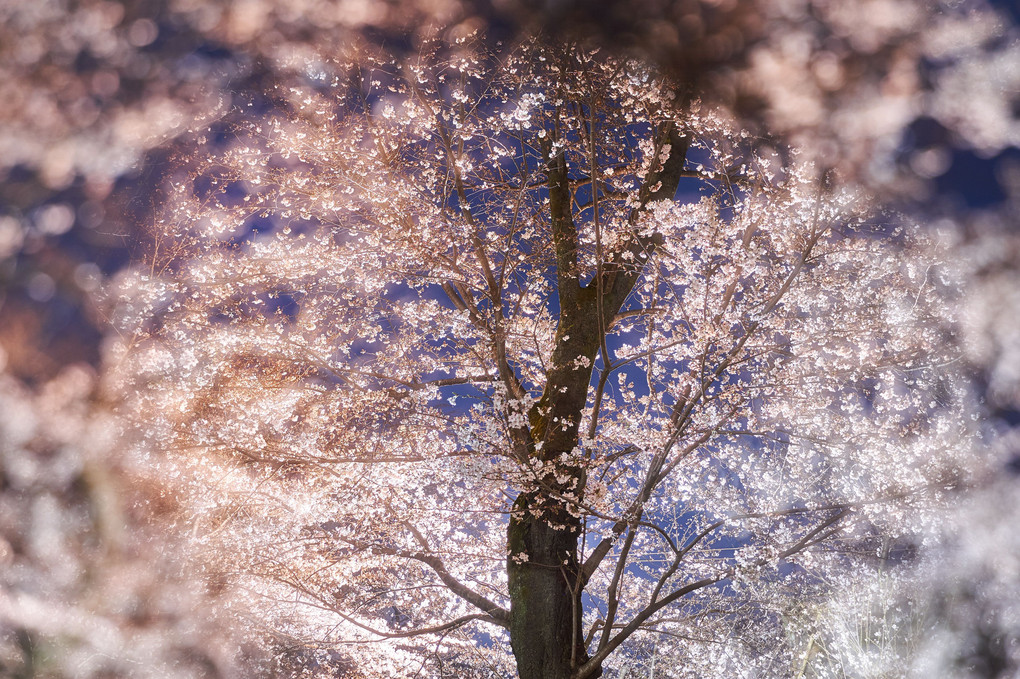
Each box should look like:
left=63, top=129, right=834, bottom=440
left=0, top=365, right=262, bottom=678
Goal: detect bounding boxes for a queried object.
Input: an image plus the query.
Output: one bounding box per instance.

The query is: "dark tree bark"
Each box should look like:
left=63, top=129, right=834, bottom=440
left=506, top=124, right=688, bottom=679
left=507, top=492, right=591, bottom=679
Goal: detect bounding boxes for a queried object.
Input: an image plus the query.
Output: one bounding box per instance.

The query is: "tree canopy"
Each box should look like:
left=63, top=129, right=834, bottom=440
left=113, top=38, right=972, bottom=678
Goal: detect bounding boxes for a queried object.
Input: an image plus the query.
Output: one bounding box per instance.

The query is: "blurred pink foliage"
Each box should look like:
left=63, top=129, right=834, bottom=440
left=0, top=365, right=261, bottom=677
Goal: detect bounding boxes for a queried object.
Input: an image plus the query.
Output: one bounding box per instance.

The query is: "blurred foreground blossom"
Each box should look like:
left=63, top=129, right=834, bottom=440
left=0, top=365, right=261, bottom=678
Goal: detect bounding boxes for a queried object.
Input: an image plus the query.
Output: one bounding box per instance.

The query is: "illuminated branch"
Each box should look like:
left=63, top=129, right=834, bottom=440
left=338, top=534, right=510, bottom=627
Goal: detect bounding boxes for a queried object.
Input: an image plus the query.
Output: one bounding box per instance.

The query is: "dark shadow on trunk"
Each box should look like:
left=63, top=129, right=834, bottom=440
left=508, top=491, right=601, bottom=679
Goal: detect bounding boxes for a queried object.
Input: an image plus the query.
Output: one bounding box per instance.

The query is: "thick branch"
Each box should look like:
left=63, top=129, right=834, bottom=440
left=326, top=606, right=502, bottom=642
left=597, top=122, right=690, bottom=316
left=576, top=576, right=722, bottom=678
left=340, top=534, right=510, bottom=627
left=543, top=134, right=582, bottom=310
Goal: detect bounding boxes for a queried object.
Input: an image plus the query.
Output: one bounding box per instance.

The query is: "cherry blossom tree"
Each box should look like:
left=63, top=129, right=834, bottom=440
left=110, top=37, right=972, bottom=678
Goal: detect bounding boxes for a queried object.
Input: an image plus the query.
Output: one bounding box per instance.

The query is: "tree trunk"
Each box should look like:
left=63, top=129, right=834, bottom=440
left=504, top=118, right=688, bottom=679
left=507, top=296, right=600, bottom=677
left=508, top=491, right=599, bottom=679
